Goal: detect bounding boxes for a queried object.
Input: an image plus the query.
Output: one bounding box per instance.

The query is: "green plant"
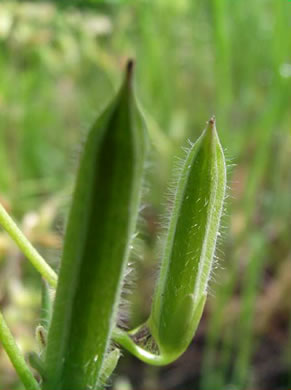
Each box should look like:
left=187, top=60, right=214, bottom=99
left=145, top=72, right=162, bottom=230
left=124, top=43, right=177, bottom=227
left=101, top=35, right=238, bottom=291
left=0, top=61, right=226, bottom=390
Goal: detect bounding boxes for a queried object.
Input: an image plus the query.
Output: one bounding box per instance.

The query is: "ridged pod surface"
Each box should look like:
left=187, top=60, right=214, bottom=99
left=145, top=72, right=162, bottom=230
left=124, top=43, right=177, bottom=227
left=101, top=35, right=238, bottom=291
left=43, top=61, right=148, bottom=390
left=148, top=118, right=226, bottom=359
left=112, top=118, right=226, bottom=365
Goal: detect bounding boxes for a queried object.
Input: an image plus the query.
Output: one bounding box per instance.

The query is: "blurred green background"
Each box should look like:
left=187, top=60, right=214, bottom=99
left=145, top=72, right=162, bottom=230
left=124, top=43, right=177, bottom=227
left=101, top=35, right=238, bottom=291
left=0, top=1, right=291, bottom=389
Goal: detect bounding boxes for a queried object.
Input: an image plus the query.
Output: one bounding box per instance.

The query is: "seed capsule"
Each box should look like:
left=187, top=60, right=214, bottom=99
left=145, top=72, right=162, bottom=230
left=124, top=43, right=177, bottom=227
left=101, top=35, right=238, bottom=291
left=148, top=117, right=226, bottom=358
left=43, top=61, right=148, bottom=390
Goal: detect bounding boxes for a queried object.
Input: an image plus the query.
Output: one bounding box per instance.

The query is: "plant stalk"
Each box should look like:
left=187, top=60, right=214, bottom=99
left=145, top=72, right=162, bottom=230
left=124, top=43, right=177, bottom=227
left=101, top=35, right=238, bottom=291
left=0, top=311, right=40, bottom=390
left=0, top=203, right=57, bottom=288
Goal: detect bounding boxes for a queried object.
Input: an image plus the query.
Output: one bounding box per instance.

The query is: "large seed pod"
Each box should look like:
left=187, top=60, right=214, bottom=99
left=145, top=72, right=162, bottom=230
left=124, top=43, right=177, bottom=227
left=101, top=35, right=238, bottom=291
left=43, top=61, right=148, bottom=390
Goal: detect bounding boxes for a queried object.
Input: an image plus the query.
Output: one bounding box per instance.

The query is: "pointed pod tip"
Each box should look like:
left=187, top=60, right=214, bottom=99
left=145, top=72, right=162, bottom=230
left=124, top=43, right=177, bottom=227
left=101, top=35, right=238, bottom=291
left=206, top=115, right=217, bottom=136
left=126, top=59, right=135, bottom=84
left=208, top=115, right=216, bottom=127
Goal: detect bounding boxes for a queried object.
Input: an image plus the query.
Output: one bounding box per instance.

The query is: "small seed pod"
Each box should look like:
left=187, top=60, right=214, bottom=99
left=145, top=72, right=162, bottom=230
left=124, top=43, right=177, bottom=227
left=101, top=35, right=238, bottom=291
left=113, top=118, right=227, bottom=365
left=148, top=117, right=226, bottom=359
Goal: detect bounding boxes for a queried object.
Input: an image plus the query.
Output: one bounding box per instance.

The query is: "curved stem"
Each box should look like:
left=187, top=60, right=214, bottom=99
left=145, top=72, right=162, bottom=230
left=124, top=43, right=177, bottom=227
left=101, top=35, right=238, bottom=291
left=0, top=203, right=57, bottom=288
left=112, top=328, right=177, bottom=366
left=0, top=311, right=41, bottom=390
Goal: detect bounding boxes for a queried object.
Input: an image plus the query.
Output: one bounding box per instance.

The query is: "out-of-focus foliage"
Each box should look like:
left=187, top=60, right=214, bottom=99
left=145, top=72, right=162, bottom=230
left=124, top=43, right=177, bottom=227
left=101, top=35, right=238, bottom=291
left=0, top=1, right=291, bottom=389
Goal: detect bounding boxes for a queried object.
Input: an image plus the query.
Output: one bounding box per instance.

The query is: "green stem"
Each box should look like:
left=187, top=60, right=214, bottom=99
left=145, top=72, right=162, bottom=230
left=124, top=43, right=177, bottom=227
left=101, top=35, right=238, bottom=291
left=0, top=311, right=41, bottom=390
left=112, top=328, right=176, bottom=366
left=0, top=203, right=57, bottom=288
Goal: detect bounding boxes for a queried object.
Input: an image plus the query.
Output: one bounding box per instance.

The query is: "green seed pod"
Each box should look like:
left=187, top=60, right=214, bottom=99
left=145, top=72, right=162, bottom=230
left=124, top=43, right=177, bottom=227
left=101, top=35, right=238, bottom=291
left=43, top=61, right=148, bottom=390
left=112, top=118, right=227, bottom=366
left=148, top=117, right=226, bottom=359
